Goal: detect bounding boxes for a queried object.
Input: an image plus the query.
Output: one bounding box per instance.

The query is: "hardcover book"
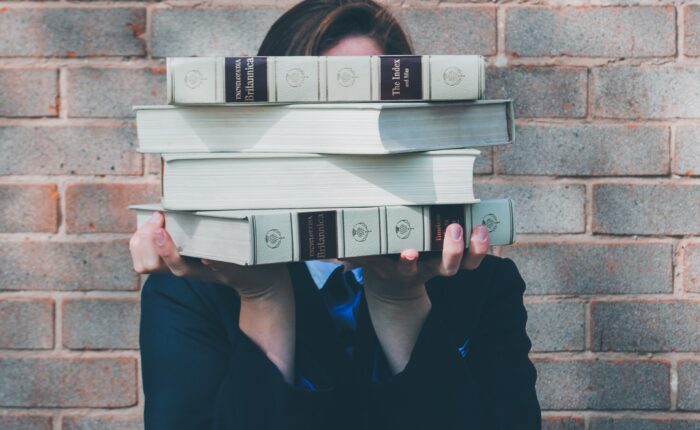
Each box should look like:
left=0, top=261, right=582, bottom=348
left=132, top=199, right=515, bottom=265
left=135, top=100, right=513, bottom=154
left=160, top=149, right=479, bottom=211
left=166, top=55, right=485, bottom=104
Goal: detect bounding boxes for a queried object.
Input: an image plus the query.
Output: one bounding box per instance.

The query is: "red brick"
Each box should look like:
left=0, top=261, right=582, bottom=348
left=62, top=415, right=143, bottom=430
left=543, top=417, right=584, bottom=430
left=678, top=360, right=700, bottom=410
left=392, top=6, right=496, bottom=55
left=0, top=125, right=141, bottom=176
left=506, top=6, right=675, bottom=58
left=593, top=184, right=700, bottom=235
left=0, top=357, right=137, bottom=407
left=590, top=417, right=700, bottom=429
left=152, top=7, right=282, bottom=57
left=0, top=69, right=58, bottom=117
left=63, top=298, right=139, bottom=350
left=0, top=241, right=138, bottom=291
left=486, top=67, right=587, bottom=118
left=685, top=5, right=700, bottom=57
left=535, top=359, right=670, bottom=410
left=0, top=415, right=52, bottom=430
left=145, top=154, right=162, bottom=176
left=591, top=301, right=700, bottom=352
left=0, top=299, right=53, bottom=349
left=683, top=242, right=700, bottom=293
left=65, top=182, right=160, bottom=233
left=592, top=67, right=700, bottom=119
left=67, top=67, right=166, bottom=118
left=0, top=184, right=58, bottom=233
left=502, top=243, right=673, bottom=295
left=0, top=7, right=145, bottom=57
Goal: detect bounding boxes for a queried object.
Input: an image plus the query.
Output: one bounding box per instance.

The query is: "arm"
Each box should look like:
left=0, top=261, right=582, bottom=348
left=130, top=211, right=296, bottom=383
left=360, top=257, right=541, bottom=430
left=357, top=223, right=489, bottom=374
left=135, top=215, right=339, bottom=429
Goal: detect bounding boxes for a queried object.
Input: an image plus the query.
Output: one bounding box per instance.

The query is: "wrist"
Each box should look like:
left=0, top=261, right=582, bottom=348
left=363, top=271, right=429, bottom=305
left=365, top=286, right=431, bottom=315
left=236, top=270, right=293, bottom=303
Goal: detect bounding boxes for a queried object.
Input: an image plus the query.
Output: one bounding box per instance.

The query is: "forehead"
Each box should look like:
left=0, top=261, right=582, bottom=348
left=321, top=35, right=384, bottom=56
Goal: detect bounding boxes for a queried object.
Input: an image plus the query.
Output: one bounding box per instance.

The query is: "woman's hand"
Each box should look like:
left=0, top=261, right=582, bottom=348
left=129, top=211, right=291, bottom=300
left=343, top=223, right=489, bottom=374
left=129, top=211, right=296, bottom=382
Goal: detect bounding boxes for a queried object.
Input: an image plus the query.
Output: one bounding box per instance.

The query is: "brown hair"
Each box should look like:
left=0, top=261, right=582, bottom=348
left=257, top=0, right=413, bottom=56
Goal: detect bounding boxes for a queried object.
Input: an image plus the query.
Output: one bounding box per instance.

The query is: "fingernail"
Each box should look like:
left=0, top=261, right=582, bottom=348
left=475, top=224, right=489, bottom=241
left=149, top=212, right=158, bottom=222
left=154, top=229, right=165, bottom=246
left=450, top=224, right=463, bottom=241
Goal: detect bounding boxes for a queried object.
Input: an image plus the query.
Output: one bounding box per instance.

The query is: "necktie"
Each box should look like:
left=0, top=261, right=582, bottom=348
left=320, top=266, right=363, bottom=358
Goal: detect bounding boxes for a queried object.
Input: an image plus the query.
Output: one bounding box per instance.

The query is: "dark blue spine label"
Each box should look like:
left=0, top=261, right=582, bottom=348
left=225, top=57, right=268, bottom=102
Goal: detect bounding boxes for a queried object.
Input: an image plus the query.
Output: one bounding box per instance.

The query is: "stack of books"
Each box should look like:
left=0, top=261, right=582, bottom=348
left=132, top=55, right=516, bottom=266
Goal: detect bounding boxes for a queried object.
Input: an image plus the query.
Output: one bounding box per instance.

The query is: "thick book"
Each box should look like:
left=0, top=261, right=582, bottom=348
left=132, top=199, right=515, bottom=265
left=166, top=55, right=485, bottom=104
left=135, top=100, right=513, bottom=154
left=160, top=149, right=479, bottom=211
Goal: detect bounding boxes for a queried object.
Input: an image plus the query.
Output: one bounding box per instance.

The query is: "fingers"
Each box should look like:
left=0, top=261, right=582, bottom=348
left=129, top=212, right=169, bottom=274
left=398, top=249, right=419, bottom=277
left=463, top=224, right=489, bottom=270
left=153, top=226, right=200, bottom=277
left=438, top=223, right=465, bottom=277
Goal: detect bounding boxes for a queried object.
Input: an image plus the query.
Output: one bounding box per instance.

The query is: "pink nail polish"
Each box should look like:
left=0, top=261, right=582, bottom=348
left=154, top=229, right=165, bottom=246
left=476, top=224, right=489, bottom=241
left=450, top=224, right=463, bottom=240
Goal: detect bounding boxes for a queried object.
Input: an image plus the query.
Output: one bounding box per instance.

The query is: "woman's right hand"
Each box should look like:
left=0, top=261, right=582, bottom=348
left=130, top=211, right=297, bottom=382
left=129, top=211, right=292, bottom=300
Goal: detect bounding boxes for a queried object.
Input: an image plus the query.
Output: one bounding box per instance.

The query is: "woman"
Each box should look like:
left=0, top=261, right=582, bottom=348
left=130, top=0, right=541, bottom=428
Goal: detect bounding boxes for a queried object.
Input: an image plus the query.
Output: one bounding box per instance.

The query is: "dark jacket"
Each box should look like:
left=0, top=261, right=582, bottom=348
left=140, top=255, right=541, bottom=430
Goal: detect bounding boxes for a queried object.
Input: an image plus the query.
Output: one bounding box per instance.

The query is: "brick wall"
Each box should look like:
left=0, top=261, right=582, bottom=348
left=0, top=0, right=698, bottom=428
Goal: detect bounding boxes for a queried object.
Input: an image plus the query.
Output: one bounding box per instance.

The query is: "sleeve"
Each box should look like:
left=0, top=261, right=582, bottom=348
left=358, top=258, right=541, bottom=430
left=140, top=273, right=341, bottom=430
left=211, top=328, right=341, bottom=430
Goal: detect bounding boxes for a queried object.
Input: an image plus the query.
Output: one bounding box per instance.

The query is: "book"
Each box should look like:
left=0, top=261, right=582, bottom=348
left=132, top=199, right=514, bottom=265
left=160, top=149, right=479, bottom=211
left=135, top=100, right=513, bottom=155
left=161, top=149, right=479, bottom=210
left=166, top=55, right=485, bottom=104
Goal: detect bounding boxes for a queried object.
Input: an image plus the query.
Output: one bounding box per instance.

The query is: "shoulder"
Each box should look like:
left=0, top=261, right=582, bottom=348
left=430, top=254, right=524, bottom=295
left=142, top=273, right=240, bottom=312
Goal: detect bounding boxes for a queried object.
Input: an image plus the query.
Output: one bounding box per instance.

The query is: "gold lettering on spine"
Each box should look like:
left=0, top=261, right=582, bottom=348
left=391, top=58, right=401, bottom=96
left=234, top=58, right=242, bottom=101
left=244, top=57, right=255, bottom=102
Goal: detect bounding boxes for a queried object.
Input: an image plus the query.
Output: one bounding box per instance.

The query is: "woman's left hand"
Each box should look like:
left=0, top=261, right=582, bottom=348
left=345, top=223, right=489, bottom=303
left=341, top=222, right=490, bottom=374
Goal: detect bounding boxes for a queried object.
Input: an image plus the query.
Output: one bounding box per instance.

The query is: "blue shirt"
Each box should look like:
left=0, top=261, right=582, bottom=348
left=300, top=260, right=389, bottom=389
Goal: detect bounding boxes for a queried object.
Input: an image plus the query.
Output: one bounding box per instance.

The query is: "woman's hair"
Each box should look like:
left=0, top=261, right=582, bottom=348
left=257, top=0, right=413, bottom=56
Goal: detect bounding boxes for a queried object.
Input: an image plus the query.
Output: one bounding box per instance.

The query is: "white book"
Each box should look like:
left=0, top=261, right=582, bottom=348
left=166, top=55, right=485, bottom=104
left=132, top=199, right=515, bottom=265
left=160, top=149, right=479, bottom=211
left=135, top=100, right=514, bottom=154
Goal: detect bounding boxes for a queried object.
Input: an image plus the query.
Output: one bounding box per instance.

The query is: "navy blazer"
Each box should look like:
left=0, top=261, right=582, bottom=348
left=140, top=255, right=541, bottom=429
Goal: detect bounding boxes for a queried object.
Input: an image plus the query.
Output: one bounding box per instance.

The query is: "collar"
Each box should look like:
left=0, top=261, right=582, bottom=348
left=305, top=260, right=364, bottom=290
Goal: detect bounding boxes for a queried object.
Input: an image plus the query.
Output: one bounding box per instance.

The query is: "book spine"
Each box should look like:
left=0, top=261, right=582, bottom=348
left=250, top=199, right=514, bottom=264
left=134, top=199, right=514, bottom=265
left=167, top=55, right=485, bottom=104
